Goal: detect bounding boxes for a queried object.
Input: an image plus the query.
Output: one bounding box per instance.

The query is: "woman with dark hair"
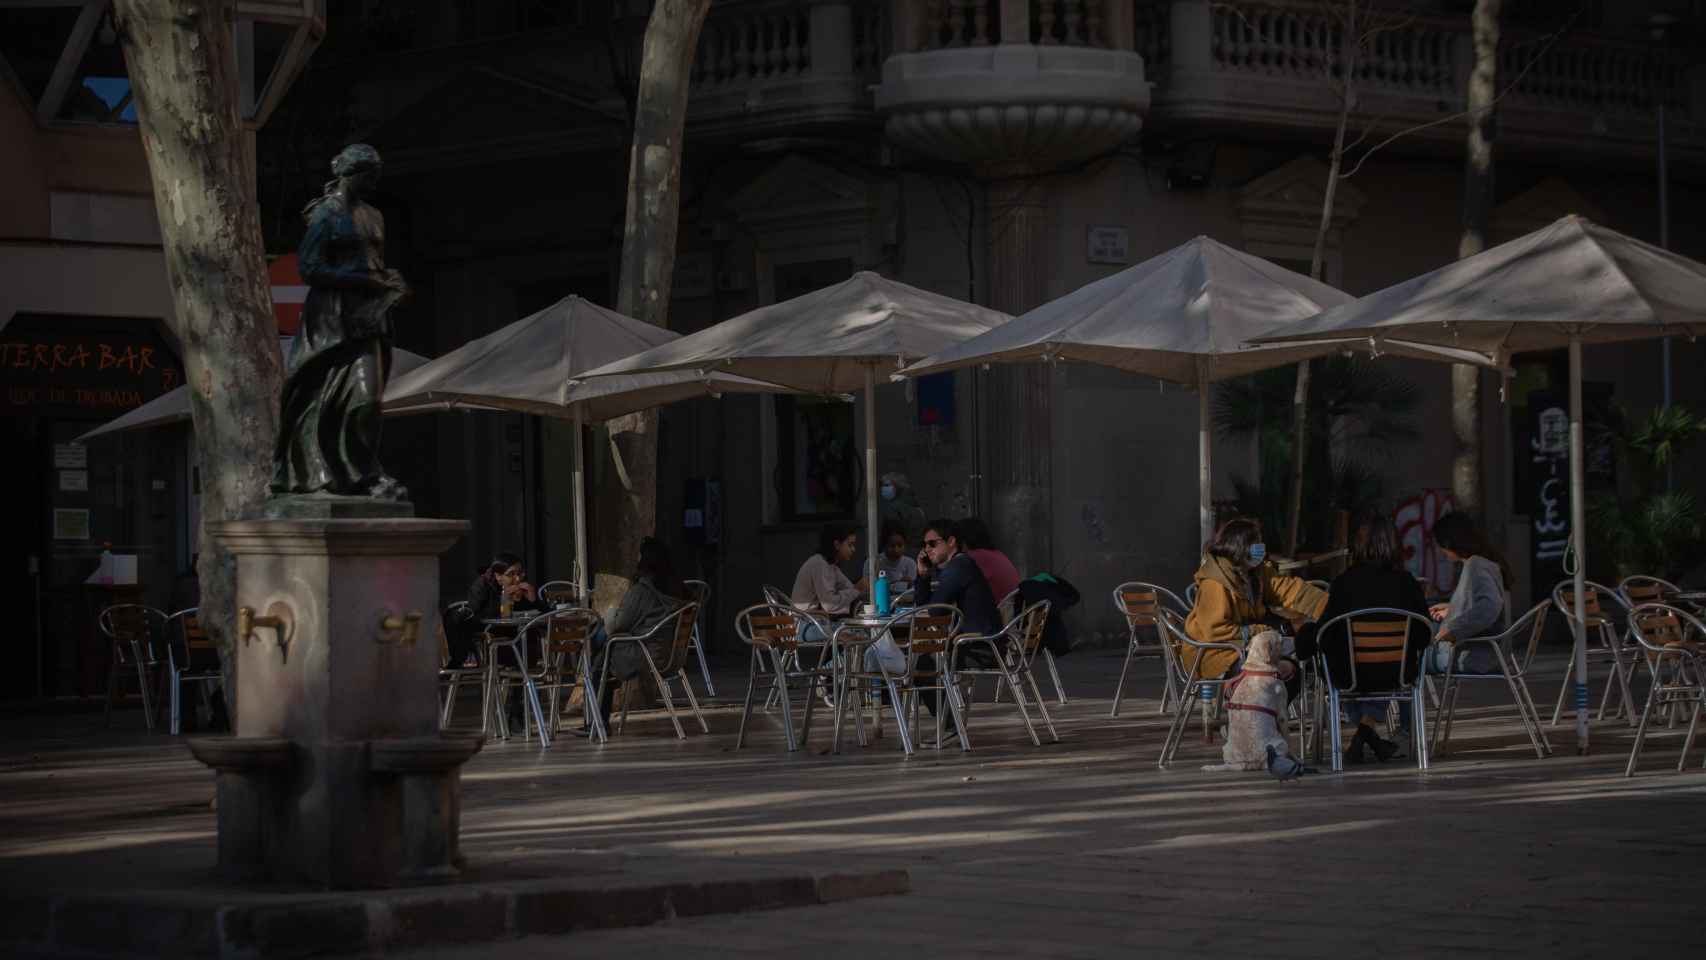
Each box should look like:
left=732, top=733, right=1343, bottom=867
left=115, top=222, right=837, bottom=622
left=1425, top=511, right=1514, bottom=675
left=589, top=537, right=686, bottom=731
left=445, top=552, right=541, bottom=668
left=1183, top=517, right=1327, bottom=688
left=956, top=517, right=1021, bottom=604
left=790, top=522, right=868, bottom=615
left=1298, top=514, right=1431, bottom=762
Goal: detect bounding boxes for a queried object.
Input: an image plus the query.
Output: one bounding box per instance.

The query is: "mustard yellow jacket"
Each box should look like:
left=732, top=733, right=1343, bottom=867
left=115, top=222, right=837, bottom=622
left=1182, top=555, right=1328, bottom=679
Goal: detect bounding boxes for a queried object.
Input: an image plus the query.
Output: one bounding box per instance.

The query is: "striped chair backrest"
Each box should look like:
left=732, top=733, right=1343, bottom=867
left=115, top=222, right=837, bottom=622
left=1117, top=588, right=1162, bottom=626
left=1620, top=578, right=1676, bottom=606
left=1349, top=617, right=1410, bottom=667
left=908, top=613, right=955, bottom=656
left=1633, top=607, right=1687, bottom=647
left=545, top=610, right=596, bottom=659
left=744, top=608, right=804, bottom=653
left=1016, top=601, right=1050, bottom=657
left=663, top=603, right=700, bottom=672
left=1557, top=586, right=1608, bottom=625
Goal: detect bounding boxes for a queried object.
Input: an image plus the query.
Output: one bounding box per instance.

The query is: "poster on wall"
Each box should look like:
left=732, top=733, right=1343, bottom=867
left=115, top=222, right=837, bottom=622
left=53, top=443, right=87, bottom=469
left=53, top=509, right=90, bottom=540
left=58, top=470, right=88, bottom=492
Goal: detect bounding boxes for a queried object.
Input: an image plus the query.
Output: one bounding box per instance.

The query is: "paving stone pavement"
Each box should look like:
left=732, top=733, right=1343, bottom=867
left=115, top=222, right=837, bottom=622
left=3, top=649, right=1703, bottom=958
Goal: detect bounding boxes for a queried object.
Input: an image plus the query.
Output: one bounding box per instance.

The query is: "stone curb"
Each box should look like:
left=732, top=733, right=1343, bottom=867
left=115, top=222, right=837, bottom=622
left=2, top=868, right=909, bottom=957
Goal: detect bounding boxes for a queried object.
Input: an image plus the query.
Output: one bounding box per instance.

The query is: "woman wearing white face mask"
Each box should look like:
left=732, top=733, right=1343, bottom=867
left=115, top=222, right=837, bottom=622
left=1183, top=517, right=1327, bottom=692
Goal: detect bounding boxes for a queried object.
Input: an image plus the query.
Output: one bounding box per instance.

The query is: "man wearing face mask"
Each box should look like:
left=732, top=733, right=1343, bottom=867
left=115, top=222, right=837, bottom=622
left=1183, top=517, right=1327, bottom=698
left=877, top=472, right=925, bottom=546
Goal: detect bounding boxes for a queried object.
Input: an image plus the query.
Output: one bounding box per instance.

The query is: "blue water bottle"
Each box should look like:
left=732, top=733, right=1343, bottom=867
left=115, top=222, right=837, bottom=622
left=874, top=570, right=890, bottom=616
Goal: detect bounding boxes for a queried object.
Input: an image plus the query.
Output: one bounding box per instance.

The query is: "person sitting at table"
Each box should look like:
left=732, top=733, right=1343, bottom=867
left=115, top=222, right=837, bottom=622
left=590, top=536, right=685, bottom=731
left=1183, top=517, right=1326, bottom=701
left=791, top=523, right=868, bottom=617
left=1297, top=514, right=1430, bottom=763
left=445, top=553, right=541, bottom=668
left=956, top=517, right=1021, bottom=607
left=1422, top=511, right=1513, bottom=677
left=910, top=518, right=1002, bottom=731
left=876, top=526, right=918, bottom=596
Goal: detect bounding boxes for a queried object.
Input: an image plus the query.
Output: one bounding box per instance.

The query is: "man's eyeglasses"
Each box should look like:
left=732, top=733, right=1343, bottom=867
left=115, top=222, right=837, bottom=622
left=922, top=538, right=943, bottom=549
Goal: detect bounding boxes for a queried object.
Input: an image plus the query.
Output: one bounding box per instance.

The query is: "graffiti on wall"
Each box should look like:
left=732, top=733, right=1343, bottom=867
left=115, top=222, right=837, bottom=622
left=1394, top=489, right=1456, bottom=595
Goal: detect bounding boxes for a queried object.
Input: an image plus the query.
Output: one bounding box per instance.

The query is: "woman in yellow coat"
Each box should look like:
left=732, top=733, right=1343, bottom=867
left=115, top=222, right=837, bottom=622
left=1183, top=518, right=1328, bottom=690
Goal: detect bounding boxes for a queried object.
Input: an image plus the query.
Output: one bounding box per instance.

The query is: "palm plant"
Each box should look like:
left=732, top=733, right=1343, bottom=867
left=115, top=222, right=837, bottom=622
left=1216, top=356, right=1420, bottom=550
left=1588, top=405, right=1706, bottom=581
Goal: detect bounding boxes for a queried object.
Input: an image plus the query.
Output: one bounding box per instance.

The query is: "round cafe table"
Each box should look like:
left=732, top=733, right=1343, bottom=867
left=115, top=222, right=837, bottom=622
left=828, top=612, right=919, bottom=755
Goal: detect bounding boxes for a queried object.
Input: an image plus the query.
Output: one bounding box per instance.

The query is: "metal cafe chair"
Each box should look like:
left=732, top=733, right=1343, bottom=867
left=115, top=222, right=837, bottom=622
left=100, top=603, right=167, bottom=731
left=488, top=610, right=554, bottom=747
left=1550, top=580, right=1639, bottom=728
left=734, top=604, right=836, bottom=752
left=997, top=588, right=1068, bottom=706
left=1429, top=601, right=1554, bottom=760
left=539, top=580, right=581, bottom=607
left=532, top=607, right=607, bottom=743
left=598, top=603, right=706, bottom=740
left=1315, top=607, right=1436, bottom=772
left=682, top=578, right=717, bottom=696
left=437, top=601, right=487, bottom=732
left=1623, top=603, right=1706, bottom=777
left=1111, top=581, right=1189, bottom=718
left=953, top=601, right=1058, bottom=748
left=759, top=583, right=833, bottom=710
left=1156, top=608, right=1241, bottom=766
left=161, top=607, right=224, bottom=736
left=890, top=603, right=968, bottom=754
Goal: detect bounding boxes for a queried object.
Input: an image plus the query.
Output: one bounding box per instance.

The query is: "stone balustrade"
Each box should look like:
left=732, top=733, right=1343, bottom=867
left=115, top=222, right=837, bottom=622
left=687, top=0, right=888, bottom=139
left=1146, top=0, right=1702, bottom=158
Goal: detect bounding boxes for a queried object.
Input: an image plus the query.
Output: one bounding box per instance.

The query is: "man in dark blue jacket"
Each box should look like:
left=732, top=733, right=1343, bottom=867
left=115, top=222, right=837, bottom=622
left=912, top=518, right=1001, bottom=732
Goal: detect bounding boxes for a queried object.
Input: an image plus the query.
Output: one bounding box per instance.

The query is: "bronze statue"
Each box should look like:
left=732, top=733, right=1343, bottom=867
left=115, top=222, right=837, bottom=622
left=271, top=144, right=409, bottom=501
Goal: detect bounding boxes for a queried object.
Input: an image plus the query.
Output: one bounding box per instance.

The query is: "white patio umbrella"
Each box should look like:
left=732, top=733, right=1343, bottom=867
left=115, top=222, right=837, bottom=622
left=78, top=346, right=431, bottom=442
left=576, top=271, right=1012, bottom=587
left=1249, top=214, right=1706, bottom=753
left=897, top=236, right=1504, bottom=548
left=383, top=295, right=790, bottom=605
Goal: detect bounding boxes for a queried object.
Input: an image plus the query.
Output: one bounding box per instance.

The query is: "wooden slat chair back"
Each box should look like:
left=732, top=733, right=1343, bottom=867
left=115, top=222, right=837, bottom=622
left=745, top=610, right=806, bottom=654
left=1350, top=618, right=1410, bottom=667
left=907, top=612, right=956, bottom=657
left=1118, top=588, right=1163, bottom=626
left=1632, top=607, right=1690, bottom=649
left=100, top=604, right=164, bottom=663
left=657, top=602, right=701, bottom=675
left=544, top=609, right=597, bottom=663
left=177, top=610, right=218, bottom=668
left=1620, top=576, right=1680, bottom=608
left=1015, top=600, right=1050, bottom=659
left=1555, top=581, right=1620, bottom=628
left=539, top=582, right=579, bottom=606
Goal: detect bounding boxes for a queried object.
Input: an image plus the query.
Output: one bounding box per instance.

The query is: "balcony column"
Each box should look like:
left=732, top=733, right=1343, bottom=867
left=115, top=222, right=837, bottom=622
left=810, top=1, right=855, bottom=74
left=983, top=177, right=1053, bottom=574
left=999, top=0, right=1030, bottom=44
left=1170, top=0, right=1212, bottom=71
left=1104, top=0, right=1135, bottom=51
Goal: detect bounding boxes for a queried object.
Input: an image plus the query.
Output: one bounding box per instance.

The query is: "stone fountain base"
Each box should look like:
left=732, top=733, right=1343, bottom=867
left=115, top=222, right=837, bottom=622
left=195, top=515, right=474, bottom=888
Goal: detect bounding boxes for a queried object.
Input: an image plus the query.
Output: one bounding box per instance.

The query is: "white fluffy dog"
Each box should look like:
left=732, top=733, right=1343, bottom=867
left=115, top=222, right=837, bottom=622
left=1203, top=630, right=1294, bottom=772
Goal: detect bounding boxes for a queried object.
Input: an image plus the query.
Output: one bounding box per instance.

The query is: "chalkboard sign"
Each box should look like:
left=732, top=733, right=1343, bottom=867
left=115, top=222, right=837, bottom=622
left=1520, top=386, right=1616, bottom=606
left=0, top=314, right=181, bottom=417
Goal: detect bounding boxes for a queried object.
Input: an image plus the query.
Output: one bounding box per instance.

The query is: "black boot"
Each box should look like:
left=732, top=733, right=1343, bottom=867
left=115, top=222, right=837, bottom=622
left=1343, top=724, right=1373, bottom=765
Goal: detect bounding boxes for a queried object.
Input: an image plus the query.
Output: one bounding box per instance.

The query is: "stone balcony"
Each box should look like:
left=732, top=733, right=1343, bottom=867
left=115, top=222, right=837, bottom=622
left=686, top=0, right=889, bottom=140
left=874, top=1, right=1150, bottom=171
left=1141, top=0, right=1706, bottom=164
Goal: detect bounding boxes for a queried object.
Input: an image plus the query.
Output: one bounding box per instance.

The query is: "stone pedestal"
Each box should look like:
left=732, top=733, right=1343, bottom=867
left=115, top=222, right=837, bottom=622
left=190, top=516, right=476, bottom=888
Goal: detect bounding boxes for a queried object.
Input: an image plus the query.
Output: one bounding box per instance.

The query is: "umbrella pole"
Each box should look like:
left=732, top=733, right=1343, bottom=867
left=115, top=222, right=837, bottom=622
left=573, top=404, right=589, bottom=605
left=1197, top=361, right=1214, bottom=551
left=865, top=363, right=879, bottom=593
left=1568, top=335, right=1590, bottom=754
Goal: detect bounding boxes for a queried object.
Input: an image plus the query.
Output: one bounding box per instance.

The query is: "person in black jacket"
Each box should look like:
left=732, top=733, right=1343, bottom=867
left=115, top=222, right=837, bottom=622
left=911, top=518, right=1000, bottom=731
left=1297, top=515, right=1430, bottom=763
left=445, top=552, right=543, bottom=668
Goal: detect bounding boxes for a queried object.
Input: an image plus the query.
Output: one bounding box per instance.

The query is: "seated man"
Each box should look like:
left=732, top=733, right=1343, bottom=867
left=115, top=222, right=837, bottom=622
left=909, top=518, right=1002, bottom=728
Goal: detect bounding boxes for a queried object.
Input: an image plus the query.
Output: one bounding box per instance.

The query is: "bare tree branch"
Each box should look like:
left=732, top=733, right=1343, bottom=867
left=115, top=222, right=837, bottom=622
left=1339, top=1, right=1587, bottom=180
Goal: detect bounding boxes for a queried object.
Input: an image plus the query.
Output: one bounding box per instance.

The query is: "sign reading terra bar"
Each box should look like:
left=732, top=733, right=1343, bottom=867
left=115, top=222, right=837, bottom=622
left=0, top=315, right=182, bottom=415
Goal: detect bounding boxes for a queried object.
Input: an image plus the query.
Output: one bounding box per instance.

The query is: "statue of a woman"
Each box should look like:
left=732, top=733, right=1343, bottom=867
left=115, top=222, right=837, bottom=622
left=271, top=144, right=409, bottom=501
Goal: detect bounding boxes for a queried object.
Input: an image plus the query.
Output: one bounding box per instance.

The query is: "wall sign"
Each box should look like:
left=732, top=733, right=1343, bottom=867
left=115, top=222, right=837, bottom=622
left=58, top=470, right=88, bottom=492
left=1, top=316, right=181, bottom=416
left=52, top=509, right=90, bottom=540
left=1087, top=226, right=1130, bottom=264
left=54, top=443, right=87, bottom=469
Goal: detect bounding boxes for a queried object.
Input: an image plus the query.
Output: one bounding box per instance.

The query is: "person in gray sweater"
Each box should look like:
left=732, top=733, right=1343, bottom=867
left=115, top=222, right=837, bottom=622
left=1425, top=512, right=1515, bottom=675
left=587, top=537, right=684, bottom=731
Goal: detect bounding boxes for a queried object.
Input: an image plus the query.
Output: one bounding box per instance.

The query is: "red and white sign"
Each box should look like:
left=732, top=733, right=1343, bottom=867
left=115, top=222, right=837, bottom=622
left=269, top=255, right=307, bottom=335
